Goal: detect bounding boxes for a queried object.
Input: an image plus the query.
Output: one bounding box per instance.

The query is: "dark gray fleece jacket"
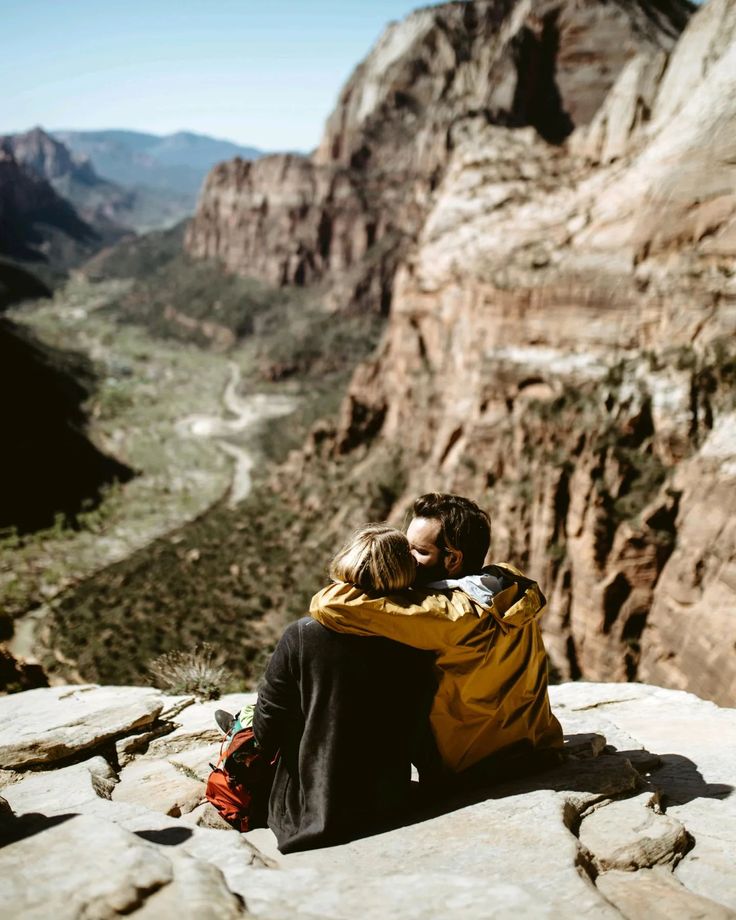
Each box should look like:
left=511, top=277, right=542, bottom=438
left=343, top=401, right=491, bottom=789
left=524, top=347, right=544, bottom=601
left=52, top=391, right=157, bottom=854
left=253, top=616, right=435, bottom=853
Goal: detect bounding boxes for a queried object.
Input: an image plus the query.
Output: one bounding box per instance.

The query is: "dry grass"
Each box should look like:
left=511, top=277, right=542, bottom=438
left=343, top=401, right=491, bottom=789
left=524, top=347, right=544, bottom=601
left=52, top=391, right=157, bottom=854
left=148, top=643, right=232, bottom=699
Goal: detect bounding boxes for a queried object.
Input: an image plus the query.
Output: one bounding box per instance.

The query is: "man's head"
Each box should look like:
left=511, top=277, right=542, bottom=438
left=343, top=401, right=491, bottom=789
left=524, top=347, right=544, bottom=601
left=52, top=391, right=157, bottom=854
left=407, top=493, right=491, bottom=584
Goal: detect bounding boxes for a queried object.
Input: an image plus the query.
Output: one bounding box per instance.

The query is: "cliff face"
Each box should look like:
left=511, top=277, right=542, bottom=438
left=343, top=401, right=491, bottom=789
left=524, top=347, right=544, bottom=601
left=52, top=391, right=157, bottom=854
left=1, top=127, right=134, bottom=238
left=0, top=317, right=135, bottom=536
left=0, top=148, right=96, bottom=265
left=328, top=0, right=736, bottom=704
left=187, top=0, right=735, bottom=703
left=186, top=0, right=690, bottom=311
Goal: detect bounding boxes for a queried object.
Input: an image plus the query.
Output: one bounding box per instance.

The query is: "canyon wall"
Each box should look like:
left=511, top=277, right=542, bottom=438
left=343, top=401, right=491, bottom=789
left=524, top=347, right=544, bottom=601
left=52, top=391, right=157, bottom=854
left=186, top=0, right=690, bottom=311
left=331, top=0, right=735, bottom=704
left=187, top=0, right=736, bottom=703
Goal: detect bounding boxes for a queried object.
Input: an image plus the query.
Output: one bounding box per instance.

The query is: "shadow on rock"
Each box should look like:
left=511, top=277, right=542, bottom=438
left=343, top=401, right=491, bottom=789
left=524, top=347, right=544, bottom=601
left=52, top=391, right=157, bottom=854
left=0, top=811, right=76, bottom=847
left=638, top=752, right=733, bottom=807
left=135, top=826, right=193, bottom=847
left=399, top=738, right=734, bottom=830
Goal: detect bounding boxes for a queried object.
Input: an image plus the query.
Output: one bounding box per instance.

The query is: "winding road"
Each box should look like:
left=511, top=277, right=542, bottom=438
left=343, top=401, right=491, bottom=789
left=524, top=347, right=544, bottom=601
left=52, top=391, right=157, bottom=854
left=175, top=361, right=296, bottom=505
left=8, top=364, right=296, bottom=662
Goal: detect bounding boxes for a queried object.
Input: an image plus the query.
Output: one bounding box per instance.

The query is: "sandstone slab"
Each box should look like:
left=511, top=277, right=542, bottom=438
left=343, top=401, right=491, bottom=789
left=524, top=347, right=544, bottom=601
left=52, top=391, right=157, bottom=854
left=113, top=756, right=205, bottom=817
left=0, top=813, right=247, bottom=919
left=145, top=692, right=255, bottom=756
left=579, top=792, right=690, bottom=870
left=596, top=867, right=734, bottom=920
left=672, top=798, right=736, bottom=912
left=2, top=756, right=118, bottom=815
left=219, top=791, right=619, bottom=920
left=0, top=813, right=175, bottom=918
left=181, top=801, right=237, bottom=832
left=0, top=684, right=165, bottom=769
left=1, top=675, right=734, bottom=919
left=552, top=681, right=736, bottom=911
left=134, top=851, right=246, bottom=919
left=1, top=755, right=199, bottom=840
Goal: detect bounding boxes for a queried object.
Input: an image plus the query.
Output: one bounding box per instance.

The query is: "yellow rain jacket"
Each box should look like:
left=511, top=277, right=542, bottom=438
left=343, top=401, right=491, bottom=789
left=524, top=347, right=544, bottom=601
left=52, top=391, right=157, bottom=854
left=309, top=563, right=563, bottom=773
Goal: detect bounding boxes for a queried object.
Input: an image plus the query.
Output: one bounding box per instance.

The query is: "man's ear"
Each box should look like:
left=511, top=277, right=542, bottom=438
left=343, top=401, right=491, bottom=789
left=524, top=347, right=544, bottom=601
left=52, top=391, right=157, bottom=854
left=445, top=548, right=463, bottom=576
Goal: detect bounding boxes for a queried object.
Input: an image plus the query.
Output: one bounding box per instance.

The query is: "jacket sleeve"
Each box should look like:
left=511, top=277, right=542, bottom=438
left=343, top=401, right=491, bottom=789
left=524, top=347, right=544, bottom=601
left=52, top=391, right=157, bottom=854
left=253, top=622, right=300, bottom=759
left=309, top=583, right=479, bottom=652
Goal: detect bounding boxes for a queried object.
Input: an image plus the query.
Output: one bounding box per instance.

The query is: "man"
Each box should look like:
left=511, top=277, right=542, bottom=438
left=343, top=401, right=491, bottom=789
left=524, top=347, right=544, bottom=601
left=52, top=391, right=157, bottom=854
left=310, top=493, right=563, bottom=778
left=406, top=492, right=491, bottom=585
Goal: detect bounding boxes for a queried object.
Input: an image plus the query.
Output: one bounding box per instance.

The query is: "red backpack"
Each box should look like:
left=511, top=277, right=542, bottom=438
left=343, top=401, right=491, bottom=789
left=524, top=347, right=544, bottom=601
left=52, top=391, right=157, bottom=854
left=205, top=724, right=278, bottom=832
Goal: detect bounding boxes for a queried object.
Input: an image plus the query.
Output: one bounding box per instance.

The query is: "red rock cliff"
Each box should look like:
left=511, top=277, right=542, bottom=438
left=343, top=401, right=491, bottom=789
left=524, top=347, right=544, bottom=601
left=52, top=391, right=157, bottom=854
left=194, top=0, right=736, bottom=704
left=185, top=0, right=690, bottom=311
left=324, top=0, right=736, bottom=704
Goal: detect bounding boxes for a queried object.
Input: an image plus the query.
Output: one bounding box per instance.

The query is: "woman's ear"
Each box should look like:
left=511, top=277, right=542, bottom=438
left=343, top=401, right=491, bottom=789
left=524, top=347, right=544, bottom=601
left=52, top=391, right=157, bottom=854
left=445, top=548, right=463, bottom=576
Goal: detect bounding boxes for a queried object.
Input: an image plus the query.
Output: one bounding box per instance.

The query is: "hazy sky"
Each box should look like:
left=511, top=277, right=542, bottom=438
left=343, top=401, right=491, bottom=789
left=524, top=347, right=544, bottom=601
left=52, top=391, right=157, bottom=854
left=2, top=0, right=434, bottom=151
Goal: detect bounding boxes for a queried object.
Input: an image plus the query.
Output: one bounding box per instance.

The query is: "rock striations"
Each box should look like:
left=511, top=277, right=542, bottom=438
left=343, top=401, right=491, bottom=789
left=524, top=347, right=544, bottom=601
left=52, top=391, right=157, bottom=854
left=186, top=0, right=691, bottom=312
left=188, top=0, right=736, bottom=705
left=0, top=682, right=734, bottom=917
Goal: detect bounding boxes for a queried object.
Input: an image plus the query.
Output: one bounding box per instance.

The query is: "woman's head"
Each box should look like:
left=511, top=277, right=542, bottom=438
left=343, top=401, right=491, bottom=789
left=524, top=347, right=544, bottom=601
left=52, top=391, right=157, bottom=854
left=329, top=524, right=415, bottom=593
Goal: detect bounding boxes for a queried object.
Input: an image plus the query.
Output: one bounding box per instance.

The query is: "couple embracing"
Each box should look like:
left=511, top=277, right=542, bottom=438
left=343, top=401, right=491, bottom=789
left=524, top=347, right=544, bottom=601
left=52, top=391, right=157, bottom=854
left=226, top=492, right=563, bottom=853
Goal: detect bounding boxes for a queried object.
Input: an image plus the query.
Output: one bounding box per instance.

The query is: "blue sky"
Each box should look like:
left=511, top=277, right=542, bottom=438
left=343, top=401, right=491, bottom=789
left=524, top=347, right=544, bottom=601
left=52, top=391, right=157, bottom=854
left=1, top=0, right=434, bottom=151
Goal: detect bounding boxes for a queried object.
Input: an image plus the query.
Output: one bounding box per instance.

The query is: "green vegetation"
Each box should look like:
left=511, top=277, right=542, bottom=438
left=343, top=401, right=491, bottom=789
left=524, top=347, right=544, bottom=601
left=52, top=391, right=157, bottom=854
left=87, top=221, right=286, bottom=347
left=105, top=254, right=285, bottom=346
left=609, top=445, right=667, bottom=527
left=84, top=222, right=185, bottom=281
left=90, top=220, right=385, bottom=386
left=0, top=258, right=52, bottom=310
left=42, top=433, right=404, bottom=688
left=1, top=287, right=234, bottom=621
left=44, top=486, right=318, bottom=686
left=3, top=214, right=387, bottom=689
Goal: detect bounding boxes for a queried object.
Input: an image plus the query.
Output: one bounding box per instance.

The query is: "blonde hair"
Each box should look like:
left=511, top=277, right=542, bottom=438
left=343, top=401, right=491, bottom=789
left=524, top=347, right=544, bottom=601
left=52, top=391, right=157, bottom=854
left=329, top=523, right=415, bottom=593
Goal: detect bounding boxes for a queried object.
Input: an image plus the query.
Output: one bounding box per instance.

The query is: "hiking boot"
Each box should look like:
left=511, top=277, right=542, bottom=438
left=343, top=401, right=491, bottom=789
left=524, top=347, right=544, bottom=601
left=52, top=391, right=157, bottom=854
left=215, top=709, right=236, bottom=735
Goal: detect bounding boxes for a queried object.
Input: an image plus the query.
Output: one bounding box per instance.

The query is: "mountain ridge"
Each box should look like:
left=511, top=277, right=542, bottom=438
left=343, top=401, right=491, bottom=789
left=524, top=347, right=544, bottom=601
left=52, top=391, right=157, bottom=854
left=54, top=128, right=264, bottom=199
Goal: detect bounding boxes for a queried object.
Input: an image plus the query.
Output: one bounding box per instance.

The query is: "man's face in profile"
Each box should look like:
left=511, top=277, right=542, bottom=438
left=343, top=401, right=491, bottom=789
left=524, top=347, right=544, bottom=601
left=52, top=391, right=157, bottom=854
left=407, top=516, right=449, bottom=585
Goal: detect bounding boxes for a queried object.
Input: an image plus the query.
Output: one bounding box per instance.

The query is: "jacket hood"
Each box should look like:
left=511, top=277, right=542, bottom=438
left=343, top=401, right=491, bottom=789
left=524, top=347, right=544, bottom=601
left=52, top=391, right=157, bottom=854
left=428, top=563, right=546, bottom=626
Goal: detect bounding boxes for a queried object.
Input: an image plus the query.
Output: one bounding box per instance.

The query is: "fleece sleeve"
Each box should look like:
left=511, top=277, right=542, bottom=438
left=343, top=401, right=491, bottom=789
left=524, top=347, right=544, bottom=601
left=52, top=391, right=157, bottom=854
left=252, top=622, right=301, bottom=759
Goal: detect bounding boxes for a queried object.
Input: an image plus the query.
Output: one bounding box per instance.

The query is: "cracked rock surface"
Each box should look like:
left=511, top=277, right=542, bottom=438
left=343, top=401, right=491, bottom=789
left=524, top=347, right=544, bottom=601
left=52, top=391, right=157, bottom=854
left=0, top=681, right=733, bottom=918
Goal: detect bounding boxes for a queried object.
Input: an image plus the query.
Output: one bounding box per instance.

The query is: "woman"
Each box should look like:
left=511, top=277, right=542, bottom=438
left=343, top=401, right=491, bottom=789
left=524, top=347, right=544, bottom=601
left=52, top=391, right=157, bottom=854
left=251, top=524, right=436, bottom=853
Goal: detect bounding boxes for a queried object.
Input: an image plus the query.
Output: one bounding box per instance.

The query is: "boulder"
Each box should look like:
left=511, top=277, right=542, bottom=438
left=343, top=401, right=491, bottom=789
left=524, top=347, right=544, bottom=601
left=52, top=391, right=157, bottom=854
left=0, top=813, right=245, bottom=919
left=112, top=757, right=205, bottom=817
left=579, top=792, right=690, bottom=870
left=0, top=681, right=734, bottom=917
left=0, top=685, right=165, bottom=769
left=596, top=868, right=733, bottom=920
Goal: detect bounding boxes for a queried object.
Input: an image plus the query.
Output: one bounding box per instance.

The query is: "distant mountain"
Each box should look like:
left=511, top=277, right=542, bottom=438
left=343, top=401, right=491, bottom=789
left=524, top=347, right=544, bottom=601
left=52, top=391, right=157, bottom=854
left=0, top=131, right=133, bottom=536
left=54, top=129, right=263, bottom=199
left=0, top=146, right=99, bottom=273
left=2, top=127, right=192, bottom=235
left=1, top=127, right=131, bottom=240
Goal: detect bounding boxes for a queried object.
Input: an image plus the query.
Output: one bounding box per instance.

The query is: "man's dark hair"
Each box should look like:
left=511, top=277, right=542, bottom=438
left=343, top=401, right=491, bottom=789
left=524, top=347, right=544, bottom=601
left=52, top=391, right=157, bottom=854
left=412, top=493, right=491, bottom=574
